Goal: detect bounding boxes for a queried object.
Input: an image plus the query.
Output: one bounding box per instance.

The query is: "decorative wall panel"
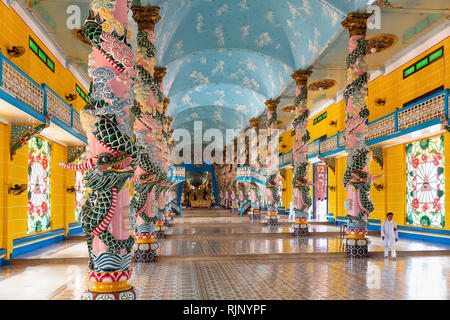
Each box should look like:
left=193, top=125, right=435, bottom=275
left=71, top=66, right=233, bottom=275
left=406, top=135, right=445, bottom=228
left=27, top=136, right=51, bottom=233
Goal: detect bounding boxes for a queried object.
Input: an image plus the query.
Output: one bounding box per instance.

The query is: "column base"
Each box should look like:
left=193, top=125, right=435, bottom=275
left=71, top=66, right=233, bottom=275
left=293, top=224, right=308, bottom=237
left=248, top=208, right=261, bottom=221
left=133, top=247, right=158, bottom=263
left=155, top=224, right=167, bottom=239
left=266, top=215, right=278, bottom=226
left=155, top=230, right=166, bottom=239
left=250, top=212, right=260, bottom=221
left=82, top=287, right=137, bottom=300
left=345, top=239, right=369, bottom=258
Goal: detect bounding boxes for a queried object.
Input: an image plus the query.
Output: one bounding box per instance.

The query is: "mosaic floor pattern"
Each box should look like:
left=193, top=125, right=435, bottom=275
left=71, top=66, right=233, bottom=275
left=50, top=257, right=450, bottom=300
left=1, top=208, right=450, bottom=300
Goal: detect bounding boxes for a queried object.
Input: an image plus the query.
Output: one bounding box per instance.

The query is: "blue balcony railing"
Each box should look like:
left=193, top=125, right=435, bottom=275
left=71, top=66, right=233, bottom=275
left=236, top=166, right=266, bottom=185
left=280, top=88, right=449, bottom=166
left=0, top=51, right=87, bottom=144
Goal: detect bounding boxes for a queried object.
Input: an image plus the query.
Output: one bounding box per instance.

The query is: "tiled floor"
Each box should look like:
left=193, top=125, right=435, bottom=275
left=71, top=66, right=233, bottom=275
left=1, top=208, right=450, bottom=300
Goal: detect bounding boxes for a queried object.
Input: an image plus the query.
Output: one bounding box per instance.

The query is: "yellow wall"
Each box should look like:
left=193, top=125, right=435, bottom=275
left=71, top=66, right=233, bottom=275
left=368, top=38, right=449, bottom=122
left=281, top=168, right=293, bottom=209
left=0, top=3, right=84, bottom=257
left=0, top=2, right=88, bottom=112
left=0, top=123, right=77, bottom=258
left=308, top=100, right=346, bottom=142
left=0, top=124, right=9, bottom=250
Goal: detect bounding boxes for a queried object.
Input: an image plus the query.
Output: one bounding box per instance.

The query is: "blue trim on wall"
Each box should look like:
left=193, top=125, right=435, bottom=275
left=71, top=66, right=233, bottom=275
left=51, top=116, right=88, bottom=144
left=335, top=216, right=450, bottom=243
left=0, top=89, right=46, bottom=123
left=0, top=248, right=6, bottom=264
left=319, top=147, right=345, bottom=159
left=68, top=222, right=80, bottom=228
left=397, top=224, right=450, bottom=236
left=13, top=228, right=65, bottom=246
left=68, top=226, right=82, bottom=236
left=11, top=229, right=66, bottom=258
left=177, top=181, right=183, bottom=206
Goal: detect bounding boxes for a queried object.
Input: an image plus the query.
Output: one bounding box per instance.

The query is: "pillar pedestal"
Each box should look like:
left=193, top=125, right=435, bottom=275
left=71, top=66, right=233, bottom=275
left=293, top=218, right=308, bottom=236
left=155, top=220, right=167, bottom=239
left=133, top=234, right=159, bottom=263
left=266, top=211, right=278, bottom=226
left=249, top=208, right=260, bottom=221
left=82, top=271, right=137, bottom=300
left=345, top=230, right=368, bottom=258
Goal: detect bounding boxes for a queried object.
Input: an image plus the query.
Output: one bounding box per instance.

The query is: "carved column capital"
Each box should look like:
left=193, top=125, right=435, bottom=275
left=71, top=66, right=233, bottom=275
left=249, top=118, right=260, bottom=129
left=154, top=67, right=167, bottom=84
left=341, top=12, right=372, bottom=37
left=291, top=70, right=312, bottom=86
left=163, top=98, right=170, bottom=111
left=265, top=99, right=280, bottom=113
left=131, top=6, right=161, bottom=31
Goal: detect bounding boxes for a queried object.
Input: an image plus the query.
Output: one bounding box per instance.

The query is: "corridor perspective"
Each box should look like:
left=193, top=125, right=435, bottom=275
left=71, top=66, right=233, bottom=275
left=1, top=208, right=450, bottom=300
left=0, top=0, right=450, bottom=303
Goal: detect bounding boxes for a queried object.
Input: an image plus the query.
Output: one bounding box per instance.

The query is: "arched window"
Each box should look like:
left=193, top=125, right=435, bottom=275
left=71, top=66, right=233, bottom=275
left=27, top=136, right=51, bottom=233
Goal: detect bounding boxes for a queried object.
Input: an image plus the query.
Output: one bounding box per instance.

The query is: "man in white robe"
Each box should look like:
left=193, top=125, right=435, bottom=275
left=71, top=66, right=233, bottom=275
left=381, top=212, right=399, bottom=259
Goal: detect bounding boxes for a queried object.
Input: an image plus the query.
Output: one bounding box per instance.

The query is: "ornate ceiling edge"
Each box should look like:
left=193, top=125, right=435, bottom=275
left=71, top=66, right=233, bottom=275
left=10, top=0, right=90, bottom=90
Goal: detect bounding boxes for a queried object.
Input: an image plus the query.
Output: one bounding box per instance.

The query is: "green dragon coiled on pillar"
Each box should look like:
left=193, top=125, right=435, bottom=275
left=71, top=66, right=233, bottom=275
left=292, top=162, right=312, bottom=215
left=343, top=148, right=374, bottom=229
left=266, top=173, right=280, bottom=208
left=80, top=153, right=135, bottom=269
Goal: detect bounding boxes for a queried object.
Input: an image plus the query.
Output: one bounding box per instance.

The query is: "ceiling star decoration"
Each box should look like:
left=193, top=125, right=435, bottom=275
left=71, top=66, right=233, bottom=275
left=367, top=34, right=397, bottom=54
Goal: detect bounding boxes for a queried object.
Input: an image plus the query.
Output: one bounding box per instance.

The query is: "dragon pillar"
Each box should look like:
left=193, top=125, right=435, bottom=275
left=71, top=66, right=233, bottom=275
left=291, top=70, right=313, bottom=237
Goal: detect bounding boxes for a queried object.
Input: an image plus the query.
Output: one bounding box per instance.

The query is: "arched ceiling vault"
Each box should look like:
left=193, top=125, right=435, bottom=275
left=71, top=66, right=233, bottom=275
left=142, top=0, right=368, bottom=141
left=21, top=0, right=449, bottom=149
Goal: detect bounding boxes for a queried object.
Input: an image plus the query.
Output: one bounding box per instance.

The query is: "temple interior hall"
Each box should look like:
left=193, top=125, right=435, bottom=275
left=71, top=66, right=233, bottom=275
left=0, top=0, right=450, bottom=301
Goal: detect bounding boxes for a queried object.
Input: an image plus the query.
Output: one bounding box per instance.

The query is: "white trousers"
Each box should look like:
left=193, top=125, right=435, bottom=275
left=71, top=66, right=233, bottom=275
left=384, top=245, right=396, bottom=258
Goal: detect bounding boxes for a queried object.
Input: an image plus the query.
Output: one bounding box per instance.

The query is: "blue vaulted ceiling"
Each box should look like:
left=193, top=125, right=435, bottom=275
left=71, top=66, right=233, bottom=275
left=144, top=0, right=367, bottom=142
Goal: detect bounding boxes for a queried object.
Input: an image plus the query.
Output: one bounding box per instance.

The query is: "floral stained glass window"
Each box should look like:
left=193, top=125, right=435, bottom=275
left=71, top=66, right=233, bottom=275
left=27, top=136, right=51, bottom=233
left=74, top=163, right=86, bottom=221
left=406, top=135, right=445, bottom=228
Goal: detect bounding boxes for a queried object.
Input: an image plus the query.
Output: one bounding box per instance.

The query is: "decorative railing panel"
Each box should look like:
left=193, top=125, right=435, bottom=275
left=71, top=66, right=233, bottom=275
left=0, top=52, right=87, bottom=143
left=398, top=93, right=445, bottom=131
left=1, top=60, right=44, bottom=114
left=279, top=151, right=292, bottom=167
left=367, top=114, right=396, bottom=141
left=278, top=90, right=449, bottom=167
left=251, top=170, right=266, bottom=184
left=338, top=133, right=346, bottom=148
left=72, top=111, right=86, bottom=137
left=320, top=135, right=338, bottom=154
left=45, top=87, right=72, bottom=127
left=169, top=166, right=185, bottom=181
left=308, top=140, right=319, bottom=155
